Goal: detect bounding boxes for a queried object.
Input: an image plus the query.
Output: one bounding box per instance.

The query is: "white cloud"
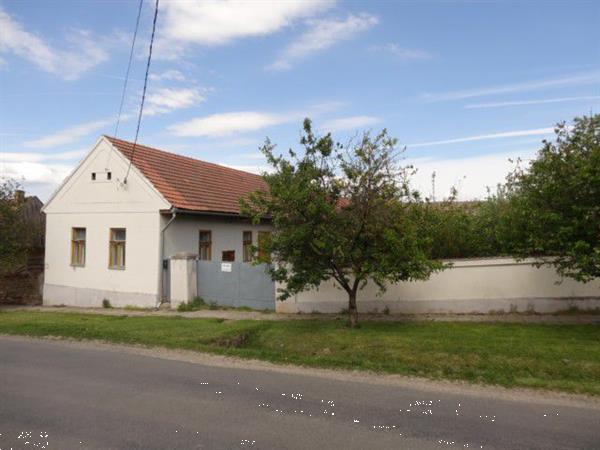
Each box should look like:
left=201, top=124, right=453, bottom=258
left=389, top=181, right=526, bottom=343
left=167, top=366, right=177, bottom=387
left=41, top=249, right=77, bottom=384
left=23, top=119, right=112, bottom=149
left=321, top=116, right=381, bottom=132
left=422, top=71, right=600, bottom=102
left=408, top=127, right=554, bottom=148
left=269, top=13, right=378, bottom=70
left=406, top=149, right=538, bottom=200
left=465, top=95, right=600, bottom=109
left=149, top=69, right=185, bottom=82
left=214, top=138, right=260, bottom=149
left=144, top=87, right=205, bottom=116
left=0, top=7, right=108, bottom=80
left=370, top=43, right=431, bottom=60
left=0, top=160, right=75, bottom=199
left=167, top=102, right=346, bottom=138
left=221, top=163, right=272, bottom=174
left=168, top=111, right=290, bottom=137
left=0, top=150, right=85, bottom=163
left=155, top=0, right=334, bottom=58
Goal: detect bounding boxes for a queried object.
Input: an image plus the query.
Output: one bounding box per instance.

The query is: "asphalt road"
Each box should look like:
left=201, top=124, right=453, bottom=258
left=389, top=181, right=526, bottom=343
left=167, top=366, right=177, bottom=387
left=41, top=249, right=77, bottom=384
left=0, top=338, right=598, bottom=450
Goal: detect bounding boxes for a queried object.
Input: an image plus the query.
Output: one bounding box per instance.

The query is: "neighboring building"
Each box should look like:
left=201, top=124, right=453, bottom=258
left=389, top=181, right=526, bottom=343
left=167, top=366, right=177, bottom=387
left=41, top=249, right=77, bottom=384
left=42, top=136, right=272, bottom=308
left=17, top=190, right=46, bottom=251
left=0, top=189, right=46, bottom=305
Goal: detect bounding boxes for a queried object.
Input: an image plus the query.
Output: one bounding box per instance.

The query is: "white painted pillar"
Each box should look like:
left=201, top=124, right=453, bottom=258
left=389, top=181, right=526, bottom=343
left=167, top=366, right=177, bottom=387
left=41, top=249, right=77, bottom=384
left=169, top=253, right=197, bottom=309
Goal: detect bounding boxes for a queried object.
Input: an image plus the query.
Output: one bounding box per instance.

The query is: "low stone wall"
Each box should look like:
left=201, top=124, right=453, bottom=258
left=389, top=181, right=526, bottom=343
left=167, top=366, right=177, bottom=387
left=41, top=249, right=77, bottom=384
left=0, top=271, right=43, bottom=305
left=276, top=258, right=600, bottom=314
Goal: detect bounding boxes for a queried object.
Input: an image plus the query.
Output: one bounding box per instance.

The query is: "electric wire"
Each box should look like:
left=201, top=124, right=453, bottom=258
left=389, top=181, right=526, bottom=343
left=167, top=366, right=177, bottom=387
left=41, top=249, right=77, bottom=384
left=113, top=0, right=144, bottom=139
left=124, top=0, right=159, bottom=184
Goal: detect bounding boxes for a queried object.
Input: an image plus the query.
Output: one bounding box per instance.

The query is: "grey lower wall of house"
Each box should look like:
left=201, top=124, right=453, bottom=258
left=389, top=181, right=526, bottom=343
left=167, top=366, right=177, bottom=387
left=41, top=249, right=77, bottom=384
left=163, top=214, right=272, bottom=263
left=43, top=284, right=158, bottom=308
left=276, top=258, right=600, bottom=314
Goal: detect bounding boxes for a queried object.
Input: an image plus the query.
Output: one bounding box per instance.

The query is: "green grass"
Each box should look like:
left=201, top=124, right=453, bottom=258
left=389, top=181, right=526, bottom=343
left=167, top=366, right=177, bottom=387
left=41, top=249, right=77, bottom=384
left=177, top=296, right=266, bottom=313
left=0, top=311, right=598, bottom=395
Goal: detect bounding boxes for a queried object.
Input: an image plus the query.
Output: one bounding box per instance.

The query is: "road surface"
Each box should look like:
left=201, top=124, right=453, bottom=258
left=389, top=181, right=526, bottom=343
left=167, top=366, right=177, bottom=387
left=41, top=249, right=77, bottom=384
left=0, top=337, right=598, bottom=449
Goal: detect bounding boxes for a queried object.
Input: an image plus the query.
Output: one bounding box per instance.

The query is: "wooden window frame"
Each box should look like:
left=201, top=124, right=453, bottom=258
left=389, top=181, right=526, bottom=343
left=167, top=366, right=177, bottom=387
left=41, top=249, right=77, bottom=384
left=109, top=228, right=126, bottom=270
left=257, top=231, right=271, bottom=263
left=198, top=230, right=212, bottom=261
left=242, top=231, right=253, bottom=262
left=71, top=227, right=86, bottom=267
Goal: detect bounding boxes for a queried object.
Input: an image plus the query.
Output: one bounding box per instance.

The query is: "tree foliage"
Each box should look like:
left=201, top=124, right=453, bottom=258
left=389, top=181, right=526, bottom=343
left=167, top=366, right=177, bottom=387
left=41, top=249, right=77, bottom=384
left=500, top=115, right=600, bottom=282
left=242, top=119, right=444, bottom=326
left=422, top=192, right=514, bottom=259
left=0, top=179, right=32, bottom=274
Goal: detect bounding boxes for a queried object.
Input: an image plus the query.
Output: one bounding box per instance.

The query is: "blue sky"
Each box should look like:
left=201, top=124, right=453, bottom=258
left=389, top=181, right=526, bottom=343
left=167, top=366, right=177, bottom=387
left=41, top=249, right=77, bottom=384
left=1, top=0, right=599, bottom=201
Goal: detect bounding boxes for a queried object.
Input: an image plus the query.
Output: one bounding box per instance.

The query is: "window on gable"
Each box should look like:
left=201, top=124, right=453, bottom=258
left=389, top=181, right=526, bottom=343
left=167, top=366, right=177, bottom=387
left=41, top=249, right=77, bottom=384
left=199, top=230, right=212, bottom=261
left=91, top=172, right=96, bottom=181
left=109, top=228, right=126, bottom=269
left=242, top=231, right=253, bottom=262
left=71, top=228, right=86, bottom=266
left=107, top=171, right=112, bottom=180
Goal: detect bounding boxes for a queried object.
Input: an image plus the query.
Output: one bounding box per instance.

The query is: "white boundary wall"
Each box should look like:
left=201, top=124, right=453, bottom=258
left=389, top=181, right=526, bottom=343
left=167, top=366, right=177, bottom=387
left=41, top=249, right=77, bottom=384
left=276, top=258, right=600, bottom=314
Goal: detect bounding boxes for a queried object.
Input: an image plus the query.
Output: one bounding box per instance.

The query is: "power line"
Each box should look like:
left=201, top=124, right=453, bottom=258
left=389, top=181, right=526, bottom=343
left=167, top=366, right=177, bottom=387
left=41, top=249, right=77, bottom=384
left=124, top=0, right=159, bottom=184
left=114, top=0, right=144, bottom=138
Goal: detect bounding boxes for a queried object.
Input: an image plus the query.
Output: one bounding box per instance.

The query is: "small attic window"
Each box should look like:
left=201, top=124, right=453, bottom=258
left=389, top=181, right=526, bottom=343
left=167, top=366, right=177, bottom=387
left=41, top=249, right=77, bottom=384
left=107, top=172, right=112, bottom=180
left=91, top=172, right=96, bottom=181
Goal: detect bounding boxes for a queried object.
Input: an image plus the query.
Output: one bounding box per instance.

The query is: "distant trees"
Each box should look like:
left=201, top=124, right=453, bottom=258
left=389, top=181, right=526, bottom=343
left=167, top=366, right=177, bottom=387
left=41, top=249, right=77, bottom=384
left=0, top=179, right=33, bottom=274
left=243, top=119, right=444, bottom=326
left=500, top=115, right=600, bottom=282
left=422, top=114, right=599, bottom=284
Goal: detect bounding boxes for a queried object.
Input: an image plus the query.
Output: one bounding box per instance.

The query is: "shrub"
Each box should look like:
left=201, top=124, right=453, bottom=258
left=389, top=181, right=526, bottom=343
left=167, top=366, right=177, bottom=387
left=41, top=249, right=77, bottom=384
left=102, top=299, right=112, bottom=309
left=177, top=297, right=207, bottom=312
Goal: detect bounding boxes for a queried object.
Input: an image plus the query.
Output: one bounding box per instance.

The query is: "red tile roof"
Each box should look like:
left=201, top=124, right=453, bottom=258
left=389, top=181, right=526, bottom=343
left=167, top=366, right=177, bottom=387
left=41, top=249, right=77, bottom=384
left=105, top=136, right=267, bottom=215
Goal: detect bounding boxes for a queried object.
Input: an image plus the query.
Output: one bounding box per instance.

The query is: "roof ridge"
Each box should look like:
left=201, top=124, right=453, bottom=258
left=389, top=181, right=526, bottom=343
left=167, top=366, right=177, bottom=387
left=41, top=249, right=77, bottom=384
left=103, top=135, right=263, bottom=179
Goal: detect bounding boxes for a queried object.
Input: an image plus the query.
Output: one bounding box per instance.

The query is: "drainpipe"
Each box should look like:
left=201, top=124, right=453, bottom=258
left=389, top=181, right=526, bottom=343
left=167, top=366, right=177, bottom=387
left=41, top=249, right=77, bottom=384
left=156, top=209, right=177, bottom=309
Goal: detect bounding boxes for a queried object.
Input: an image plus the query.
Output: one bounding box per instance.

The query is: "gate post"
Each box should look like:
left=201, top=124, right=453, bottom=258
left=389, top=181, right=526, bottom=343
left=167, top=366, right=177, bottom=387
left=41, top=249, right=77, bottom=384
left=169, top=252, right=197, bottom=309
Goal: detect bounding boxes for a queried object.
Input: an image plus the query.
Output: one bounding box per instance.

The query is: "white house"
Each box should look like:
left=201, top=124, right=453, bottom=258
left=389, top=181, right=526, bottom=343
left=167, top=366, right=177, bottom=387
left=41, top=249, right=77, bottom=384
left=42, top=136, right=273, bottom=309
left=42, top=135, right=600, bottom=313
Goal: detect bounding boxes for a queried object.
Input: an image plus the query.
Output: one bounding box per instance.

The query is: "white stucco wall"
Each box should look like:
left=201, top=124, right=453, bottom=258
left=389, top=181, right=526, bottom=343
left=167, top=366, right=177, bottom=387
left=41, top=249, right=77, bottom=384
left=43, top=137, right=169, bottom=308
left=163, top=214, right=272, bottom=263
left=276, top=258, right=600, bottom=314
left=169, top=255, right=198, bottom=309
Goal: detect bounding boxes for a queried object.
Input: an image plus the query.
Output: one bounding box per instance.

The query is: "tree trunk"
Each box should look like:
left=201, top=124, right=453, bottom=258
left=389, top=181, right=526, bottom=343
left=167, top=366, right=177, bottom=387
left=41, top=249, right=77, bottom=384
left=348, top=290, right=358, bottom=328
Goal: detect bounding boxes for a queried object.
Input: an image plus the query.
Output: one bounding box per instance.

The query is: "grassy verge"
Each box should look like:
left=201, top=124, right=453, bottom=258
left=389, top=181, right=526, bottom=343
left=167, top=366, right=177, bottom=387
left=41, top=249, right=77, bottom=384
left=177, top=296, right=262, bottom=313
left=0, top=311, right=598, bottom=395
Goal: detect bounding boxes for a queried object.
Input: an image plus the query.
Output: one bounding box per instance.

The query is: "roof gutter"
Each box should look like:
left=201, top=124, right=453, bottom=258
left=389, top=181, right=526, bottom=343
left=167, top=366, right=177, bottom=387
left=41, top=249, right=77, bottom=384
left=159, top=208, right=271, bottom=221
left=156, top=208, right=177, bottom=309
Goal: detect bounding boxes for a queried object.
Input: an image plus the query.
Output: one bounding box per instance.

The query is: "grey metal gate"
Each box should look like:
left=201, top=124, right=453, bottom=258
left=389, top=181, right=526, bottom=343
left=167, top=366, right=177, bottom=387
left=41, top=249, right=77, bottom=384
left=196, top=261, right=275, bottom=310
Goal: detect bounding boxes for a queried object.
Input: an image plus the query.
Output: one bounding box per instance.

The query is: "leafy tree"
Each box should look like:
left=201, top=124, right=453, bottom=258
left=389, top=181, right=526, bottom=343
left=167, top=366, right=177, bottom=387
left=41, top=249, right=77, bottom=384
left=242, top=119, right=444, bottom=326
left=422, top=190, right=514, bottom=260
left=0, top=179, right=32, bottom=274
left=502, top=115, right=600, bottom=282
